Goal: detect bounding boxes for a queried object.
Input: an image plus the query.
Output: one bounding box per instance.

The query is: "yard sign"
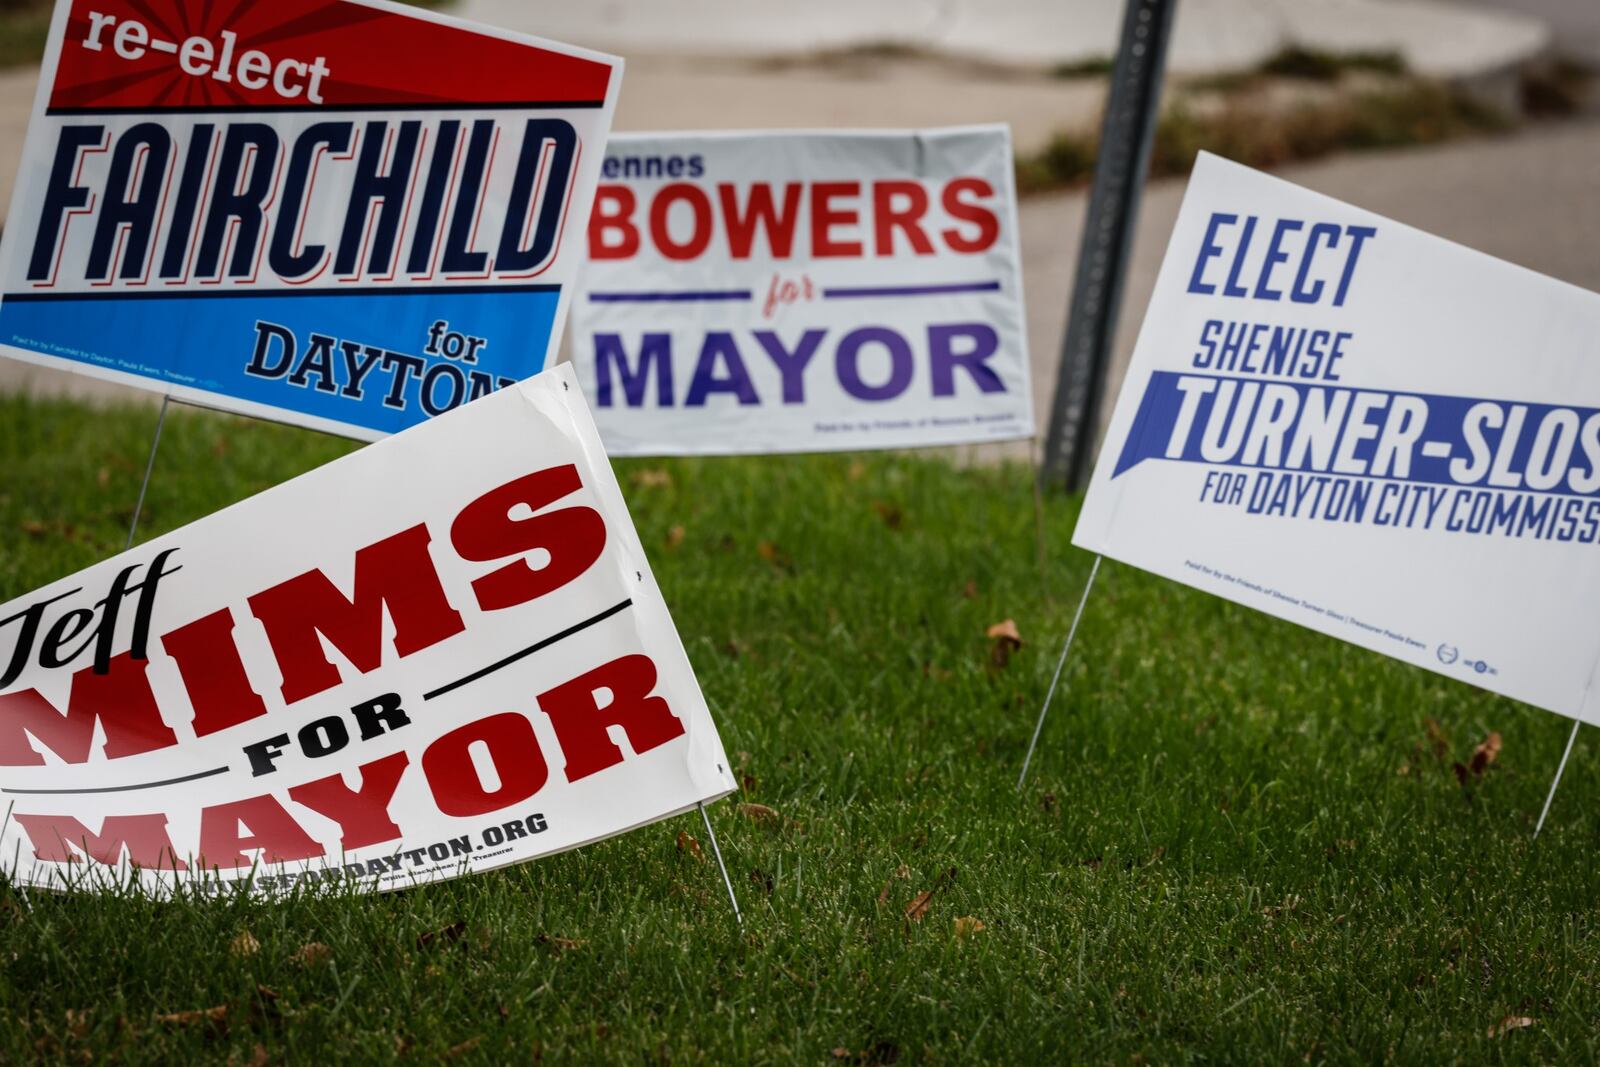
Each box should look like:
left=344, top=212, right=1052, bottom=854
left=0, top=0, right=620, bottom=439
left=0, top=363, right=735, bottom=896
left=1076, top=153, right=1600, bottom=724
left=569, top=126, right=1034, bottom=455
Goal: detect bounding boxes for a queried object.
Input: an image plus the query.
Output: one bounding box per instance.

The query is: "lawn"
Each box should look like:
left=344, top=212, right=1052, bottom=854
left=0, top=393, right=1596, bottom=1063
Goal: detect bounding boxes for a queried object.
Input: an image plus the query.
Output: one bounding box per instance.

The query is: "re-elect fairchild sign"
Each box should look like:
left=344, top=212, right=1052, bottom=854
left=568, top=127, right=1033, bottom=455
left=1076, top=153, right=1600, bottom=724
left=0, top=0, right=620, bottom=439
left=0, top=364, right=735, bottom=896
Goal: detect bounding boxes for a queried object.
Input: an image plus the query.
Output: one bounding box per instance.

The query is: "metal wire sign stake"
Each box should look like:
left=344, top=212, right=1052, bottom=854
left=1018, top=555, right=1103, bottom=789
left=125, top=395, right=172, bottom=550
left=699, top=801, right=743, bottom=925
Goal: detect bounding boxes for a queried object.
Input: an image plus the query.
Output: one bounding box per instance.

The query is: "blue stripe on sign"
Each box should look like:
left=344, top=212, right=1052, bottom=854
left=586, top=290, right=752, bottom=303
left=822, top=281, right=1002, bottom=298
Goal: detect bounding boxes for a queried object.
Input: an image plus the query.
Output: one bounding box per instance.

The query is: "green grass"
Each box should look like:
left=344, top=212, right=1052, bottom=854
left=2, top=394, right=1599, bottom=1063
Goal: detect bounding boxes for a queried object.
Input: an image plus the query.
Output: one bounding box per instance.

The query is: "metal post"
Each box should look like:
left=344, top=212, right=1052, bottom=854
left=1041, top=0, right=1178, bottom=491
left=126, top=395, right=171, bottom=550
left=1018, top=555, right=1102, bottom=788
left=1534, top=720, right=1581, bottom=838
left=698, top=801, right=742, bottom=925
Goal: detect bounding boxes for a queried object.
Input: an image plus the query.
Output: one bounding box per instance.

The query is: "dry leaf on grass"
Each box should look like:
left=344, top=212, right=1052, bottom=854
left=536, top=934, right=585, bottom=952
left=291, top=942, right=332, bottom=967
left=757, top=540, right=793, bottom=569
left=903, top=866, right=958, bottom=922
left=664, top=524, right=686, bottom=549
left=417, top=922, right=467, bottom=950
left=156, top=1004, right=228, bottom=1028
left=676, top=830, right=704, bottom=862
left=630, top=468, right=672, bottom=489
left=738, top=802, right=779, bottom=824
left=986, top=619, right=1022, bottom=643
left=229, top=930, right=259, bottom=958
left=953, top=916, right=986, bottom=939
left=987, top=619, right=1023, bottom=668
left=962, top=579, right=978, bottom=600
left=1471, top=732, right=1503, bottom=774
left=1489, top=1015, right=1536, bottom=1038
left=1455, top=731, right=1504, bottom=784
left=445, top=1037, right=482, bottom=1059
left=872, top=501, right=904, bottom=529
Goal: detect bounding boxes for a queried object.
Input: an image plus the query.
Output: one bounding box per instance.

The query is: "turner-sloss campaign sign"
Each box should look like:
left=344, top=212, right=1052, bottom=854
left=0, top=0, right=620, bottom=439
left=0, top=364, right=735, bottom=896
left=1075, top=152, right=1600, bottom=724
left=568, top=127, right=1034, bottom=455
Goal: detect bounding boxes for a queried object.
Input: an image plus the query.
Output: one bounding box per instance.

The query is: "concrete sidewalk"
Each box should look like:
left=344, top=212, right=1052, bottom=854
left=455, top=0, right=1549, bottom=78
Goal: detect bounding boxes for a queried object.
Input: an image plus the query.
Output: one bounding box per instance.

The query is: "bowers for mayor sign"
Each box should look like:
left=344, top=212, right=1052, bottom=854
left=0, top=365, right=735, bottom=896
left=0, top=0, right=620, bottom=439
left=1076, top=153, right=1600, bottom=723
left=569, top=127, right=1034, bottom=455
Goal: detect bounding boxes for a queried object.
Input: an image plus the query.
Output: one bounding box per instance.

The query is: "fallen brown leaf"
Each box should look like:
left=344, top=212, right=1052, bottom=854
left=630, top=468, right=672, bottom=489
left=872, top=500, right=904, bottom=530
left=664, top=524, right=686, bottom=549
left=738, top=802, right=779, bottom=824
left=847, top=460, right=866, bottom=482
left=536, top=934, right=585, bottom=952
left=1489, top=1015, right=1536, bottom=1038
left=291, top=942, right=332, bottom=967
left=229, top=930, right=259, bottom=958
left=156, top=1004, right=228, bottom=1028
left=445, top=1037, right=482, bottom=1059
left=1471, top=732, right=1503, bottom=775
left=417, top=922, right=466, bottom=950
left=962, top=579, right=978, bottom=600
left=987, top=619, right=1023, bottom=668
left=986, top=619, right=1022, bottom=643
left=676, top=830, right=704, bottom=862
left=757, top=540, right=793, bottom=569
left=953, top=916, right=986, bottom=939
left=903, top=867, right=958, bottom=922
left=65, top=1009, right=89, bottom=1038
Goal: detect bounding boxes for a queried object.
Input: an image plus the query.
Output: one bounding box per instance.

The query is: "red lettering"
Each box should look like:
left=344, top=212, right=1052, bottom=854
left=719, top=182, right=802, bottom=258
left=648, top=183, right=713, bottom=260
left=248, top=524, right=465, bottom=704
left=15, top=812, right=185, bottom=870
left=289, top=751, right=409, bottom=852
left=161, top=608, right=268, bottom=737
left=199, top=795, right=324, bottom=869
left=422, top=712, right=548, bottom=817
left=0, top=651, right=176, bottom=766
left=810, top=182, right=862, bottom=257
left=873, top=180, right=933, bottom=256
left=538, top=654, right=684, bottom=782
left=940, top=177, right=999, bottom=253
left=449, top=465, right=605, bottom=612
left=587, top=185, right=639, bottom=260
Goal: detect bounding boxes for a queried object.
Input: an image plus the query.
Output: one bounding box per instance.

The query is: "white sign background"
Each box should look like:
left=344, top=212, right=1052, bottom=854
left=1076, top=153, right=1600, bottom=724
left=0, top=363, right=735, bottom=896
left=569, top=126, right=1034, bottom=455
